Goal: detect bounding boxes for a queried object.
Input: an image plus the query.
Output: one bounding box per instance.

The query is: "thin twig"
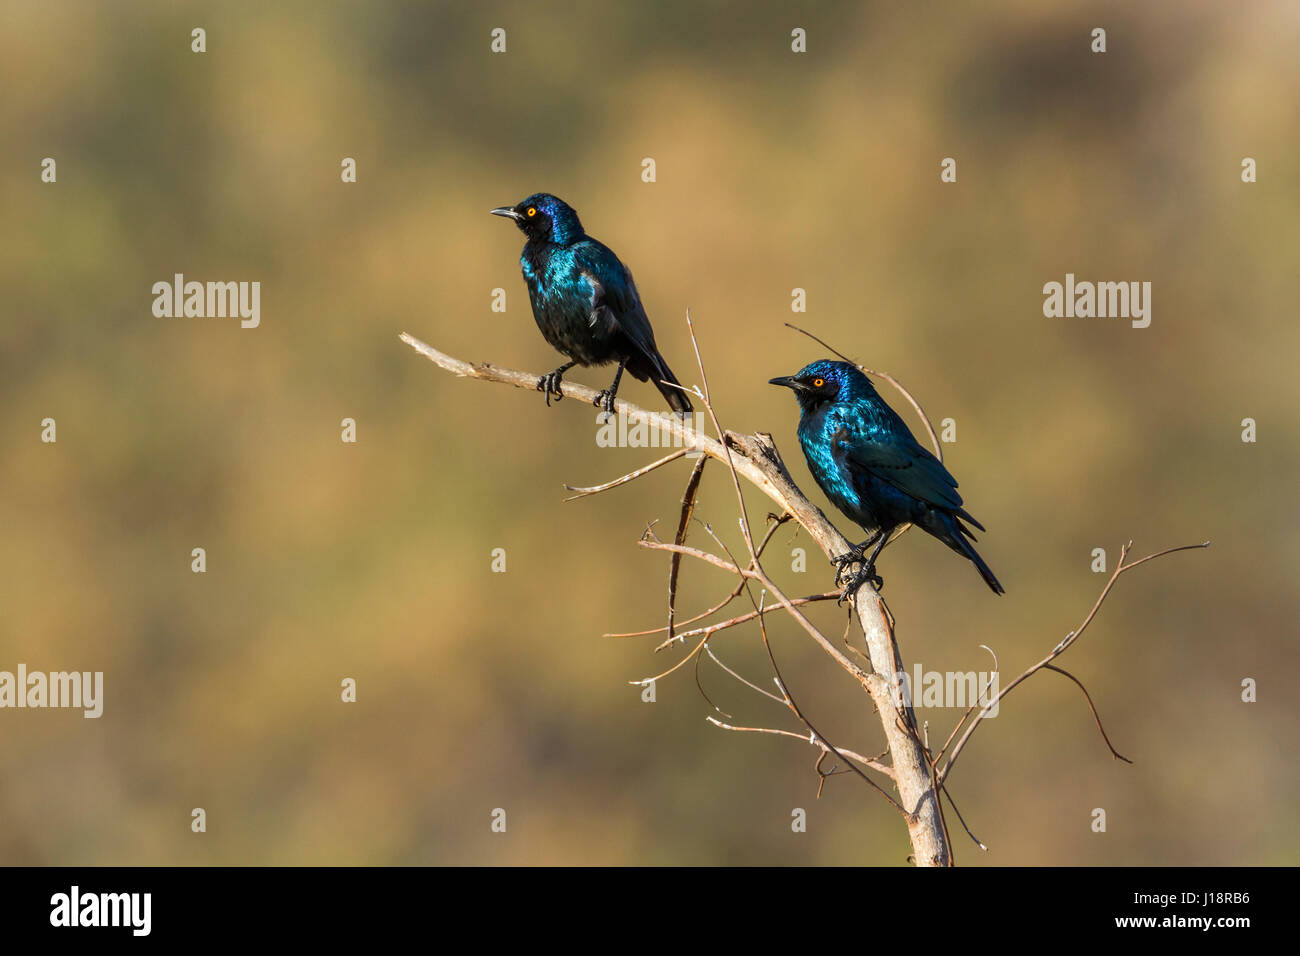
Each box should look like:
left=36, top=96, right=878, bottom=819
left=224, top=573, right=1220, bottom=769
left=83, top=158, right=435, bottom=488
left=563, top=449, right=689, bottom=499
left=1042, top=664, right=1132, bottom=764
left=667, top=455, right=708, bottom=641
left=655, top=592, right=838, bottom=652
left=606, top=512, right=791, bottom=640
left=706, top=718, right=895, bottom=778
left=937, top=540, right=1210, bottom=788
left=750, top=590, right=905, bottom=812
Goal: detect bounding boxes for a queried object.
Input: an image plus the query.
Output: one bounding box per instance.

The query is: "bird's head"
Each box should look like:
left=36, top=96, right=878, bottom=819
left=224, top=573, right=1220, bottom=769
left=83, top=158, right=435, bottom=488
left=769, top=360, right=872, bottom=414
left=490, top=193, right=585, bottom=245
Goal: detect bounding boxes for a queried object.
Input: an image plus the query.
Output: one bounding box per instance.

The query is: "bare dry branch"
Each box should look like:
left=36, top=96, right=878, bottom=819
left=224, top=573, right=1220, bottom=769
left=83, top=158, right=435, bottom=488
left=1042, top=664, right=1132, bottom=764
left=606, top=512, right=792, bottom=640
left=667, top=455, right=708, bottom=641
left=705, top=718, right=894, bottom=778
left=936, top=540, right=1210, bottom=788
left=749, top=590, right=907, bottom=813
left=563, top=449, right=689, bottom=500
left=656, top=591, right=838, bottom=652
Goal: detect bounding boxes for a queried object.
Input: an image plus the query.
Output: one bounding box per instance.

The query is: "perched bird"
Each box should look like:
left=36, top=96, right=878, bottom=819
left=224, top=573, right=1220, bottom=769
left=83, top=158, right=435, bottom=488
left=491, top=193, right=693, bottom=414
left=770, top=360, right=1004, bottom=597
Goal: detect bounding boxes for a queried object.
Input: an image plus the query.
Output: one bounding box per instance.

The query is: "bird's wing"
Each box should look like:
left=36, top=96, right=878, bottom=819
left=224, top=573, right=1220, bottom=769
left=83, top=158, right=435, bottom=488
left=573, top=243, right=661, bottom=358
left=831, top=420, right=975, bottom=520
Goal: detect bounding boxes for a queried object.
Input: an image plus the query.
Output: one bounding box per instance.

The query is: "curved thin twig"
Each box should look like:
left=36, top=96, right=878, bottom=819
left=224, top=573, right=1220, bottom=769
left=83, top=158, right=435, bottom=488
left=937, top=540, right=1210, bottom=788
left=564, top=449, right=688, bottom=499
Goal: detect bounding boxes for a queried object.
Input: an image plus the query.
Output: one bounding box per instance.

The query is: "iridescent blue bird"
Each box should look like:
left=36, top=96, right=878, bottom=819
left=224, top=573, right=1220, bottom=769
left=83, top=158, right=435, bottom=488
left=770, top=360, right=1004, bottom=597
left=491, top=193, right=692, bottom=414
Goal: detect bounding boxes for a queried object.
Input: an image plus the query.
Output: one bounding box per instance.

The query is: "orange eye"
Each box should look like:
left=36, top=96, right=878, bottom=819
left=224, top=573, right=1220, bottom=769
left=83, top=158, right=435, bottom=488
left=526, top=207, right=537, bottom=217
left=813, top=378, right=825, bottom=388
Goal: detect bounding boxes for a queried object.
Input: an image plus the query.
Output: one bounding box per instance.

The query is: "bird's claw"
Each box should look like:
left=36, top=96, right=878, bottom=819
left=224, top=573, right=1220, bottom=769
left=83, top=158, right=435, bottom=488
left=593, top=389, right=617, bottom=417
left=537, top=370, right=566, bottom=406
left=832, top=554, right=883, bottom=606
left=837, top=563, right=884, bottom=605
left=831, top=546, right=866, bottom=576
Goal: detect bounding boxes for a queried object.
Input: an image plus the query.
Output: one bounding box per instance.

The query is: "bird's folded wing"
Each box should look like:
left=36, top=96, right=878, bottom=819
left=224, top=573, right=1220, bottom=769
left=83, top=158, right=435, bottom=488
left=575, top=249, right=661, bottom=361
left=579, top=274, right=618, bottom=334
left=833, top=427, right=969, bottom=514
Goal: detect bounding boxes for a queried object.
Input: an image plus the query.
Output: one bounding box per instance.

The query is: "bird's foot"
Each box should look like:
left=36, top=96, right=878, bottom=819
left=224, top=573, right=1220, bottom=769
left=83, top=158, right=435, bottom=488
left=592, top=388, right=618, bottom=418
left=537, top=369, right=567, bottom=406
left=837, top=562, right=884, bottom=605
left=831, top=545, right=866, bottom=578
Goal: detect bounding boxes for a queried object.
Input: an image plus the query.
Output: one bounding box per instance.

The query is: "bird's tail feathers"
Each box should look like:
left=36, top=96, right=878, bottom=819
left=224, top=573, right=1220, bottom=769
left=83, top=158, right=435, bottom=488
left=924, top=511, right=1005, bottom=595
left=632, top=352, right=693, bottom=414
left=954, top=505, right=986, bottom=533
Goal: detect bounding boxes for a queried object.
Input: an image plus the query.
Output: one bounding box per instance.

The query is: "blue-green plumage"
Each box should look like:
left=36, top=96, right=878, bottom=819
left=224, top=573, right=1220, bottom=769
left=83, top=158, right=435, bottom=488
left=491, top=193, right=692, bottom=414
left=771, top=360, right=1004, bottom=596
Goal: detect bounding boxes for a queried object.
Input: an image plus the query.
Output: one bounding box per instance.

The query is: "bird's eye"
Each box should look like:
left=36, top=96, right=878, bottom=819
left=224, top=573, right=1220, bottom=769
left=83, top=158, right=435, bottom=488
left=813, top=378, right=825, bottom=388
left=526, top=207, right=537, bottom=217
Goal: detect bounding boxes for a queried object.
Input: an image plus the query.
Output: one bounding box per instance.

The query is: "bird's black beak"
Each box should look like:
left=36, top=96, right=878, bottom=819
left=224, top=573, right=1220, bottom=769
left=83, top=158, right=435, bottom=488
left=490, top=206, right=523, bottom=221
left=769, top=376, right=802, bottom=391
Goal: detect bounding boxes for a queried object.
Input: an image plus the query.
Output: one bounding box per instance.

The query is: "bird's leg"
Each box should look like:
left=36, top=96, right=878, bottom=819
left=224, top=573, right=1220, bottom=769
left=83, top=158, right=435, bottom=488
left=837, top=530, right=889, bottom=606
left=593, top=359, right=627, bottom=417
left=839, top=531, right=890, bottom=604
left=537, top=361, right=577, bottom=407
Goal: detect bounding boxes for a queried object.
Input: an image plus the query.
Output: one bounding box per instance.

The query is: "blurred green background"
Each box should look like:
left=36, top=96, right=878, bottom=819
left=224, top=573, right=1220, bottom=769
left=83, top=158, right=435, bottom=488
left=1, top=0, right=1296, bottom=865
